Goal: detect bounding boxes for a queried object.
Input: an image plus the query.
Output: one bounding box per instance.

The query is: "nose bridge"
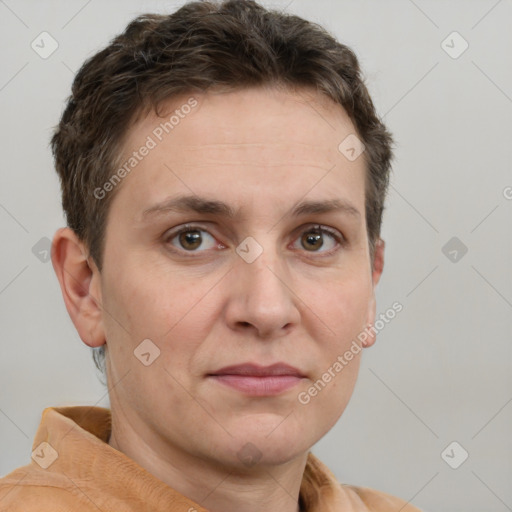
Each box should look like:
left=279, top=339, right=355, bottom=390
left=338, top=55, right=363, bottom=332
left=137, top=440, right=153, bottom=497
left=238, top=235, right=287, bottom=301
left=228, top=233, right=298, bottom=336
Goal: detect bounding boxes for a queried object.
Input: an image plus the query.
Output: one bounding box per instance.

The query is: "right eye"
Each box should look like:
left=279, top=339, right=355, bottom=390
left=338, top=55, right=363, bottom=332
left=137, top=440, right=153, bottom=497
left=165, top=224, right=221, bottom=253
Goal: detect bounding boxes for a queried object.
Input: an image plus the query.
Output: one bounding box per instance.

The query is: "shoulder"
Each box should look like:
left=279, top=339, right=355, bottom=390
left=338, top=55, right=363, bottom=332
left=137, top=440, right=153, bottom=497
left=0, top=467, right=97, bottom=512
left=342, top=483, right=423, bottom=512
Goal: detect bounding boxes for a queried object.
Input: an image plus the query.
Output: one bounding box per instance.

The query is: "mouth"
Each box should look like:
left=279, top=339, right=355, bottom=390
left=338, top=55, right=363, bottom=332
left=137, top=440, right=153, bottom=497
left=207, top=363, right=306, bottom=396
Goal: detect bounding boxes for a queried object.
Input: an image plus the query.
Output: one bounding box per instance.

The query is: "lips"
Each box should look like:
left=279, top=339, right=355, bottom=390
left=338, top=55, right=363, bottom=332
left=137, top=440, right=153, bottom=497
left=210, top=363, right=304, bottom=378
left=208, top=363, right=305, bottom=396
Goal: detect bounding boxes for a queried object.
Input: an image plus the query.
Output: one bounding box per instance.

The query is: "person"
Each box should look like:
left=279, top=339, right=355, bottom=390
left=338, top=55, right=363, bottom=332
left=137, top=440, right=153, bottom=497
left=0, top=1, right=422, bottom=510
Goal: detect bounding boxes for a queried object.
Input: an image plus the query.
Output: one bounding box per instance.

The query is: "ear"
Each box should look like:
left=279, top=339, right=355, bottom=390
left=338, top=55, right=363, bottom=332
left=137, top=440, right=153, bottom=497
left=363, top=238, right=385, bottom=348
left=51, top=227, right=105, bottom=348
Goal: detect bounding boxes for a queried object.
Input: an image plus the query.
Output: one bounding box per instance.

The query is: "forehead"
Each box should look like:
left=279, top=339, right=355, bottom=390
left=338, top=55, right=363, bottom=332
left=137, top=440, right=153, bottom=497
left=113, top=87, right=366, bottom=219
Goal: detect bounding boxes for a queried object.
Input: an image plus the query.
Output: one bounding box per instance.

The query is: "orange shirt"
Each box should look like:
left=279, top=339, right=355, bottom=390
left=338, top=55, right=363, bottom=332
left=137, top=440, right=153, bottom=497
left=0, top=406, right=422, bottom=511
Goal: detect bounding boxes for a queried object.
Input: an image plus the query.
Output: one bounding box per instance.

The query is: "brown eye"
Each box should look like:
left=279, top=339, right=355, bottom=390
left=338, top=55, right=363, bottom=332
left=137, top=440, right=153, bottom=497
left=301, top=230, right=323, bottom=251
left=293, top=225, right=341, bottom=254
left=179, top=230, right=202, bottom=250
left=167, top=226, right=217, bottom=252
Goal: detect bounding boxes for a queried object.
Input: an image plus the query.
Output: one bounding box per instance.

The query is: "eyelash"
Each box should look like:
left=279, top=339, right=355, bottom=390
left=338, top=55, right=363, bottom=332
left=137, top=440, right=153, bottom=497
left=164, top=223, right=346, bottom=257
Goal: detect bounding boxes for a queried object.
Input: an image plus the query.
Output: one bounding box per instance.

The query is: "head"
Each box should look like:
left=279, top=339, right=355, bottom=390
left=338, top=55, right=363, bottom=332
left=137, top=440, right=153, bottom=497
left=51, top=0, right=392, bottom=471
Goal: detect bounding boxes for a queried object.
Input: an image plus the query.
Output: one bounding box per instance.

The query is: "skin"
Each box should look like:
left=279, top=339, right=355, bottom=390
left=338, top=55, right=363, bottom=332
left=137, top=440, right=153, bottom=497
left=52, top=86, right=384, bottom=512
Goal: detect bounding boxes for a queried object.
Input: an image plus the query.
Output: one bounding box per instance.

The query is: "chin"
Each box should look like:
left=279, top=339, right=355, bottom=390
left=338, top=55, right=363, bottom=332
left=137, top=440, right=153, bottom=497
left=222, top=416, right=316, bottom=467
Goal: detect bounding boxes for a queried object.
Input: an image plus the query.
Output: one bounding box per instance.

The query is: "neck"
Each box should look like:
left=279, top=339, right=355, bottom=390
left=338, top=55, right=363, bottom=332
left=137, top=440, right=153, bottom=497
left=108, top=405, right=308, bottom=512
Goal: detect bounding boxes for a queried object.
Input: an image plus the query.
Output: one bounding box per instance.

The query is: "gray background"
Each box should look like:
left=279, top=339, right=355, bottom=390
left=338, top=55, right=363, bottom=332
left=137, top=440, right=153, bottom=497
left=1, top=1, right=511, bottom=511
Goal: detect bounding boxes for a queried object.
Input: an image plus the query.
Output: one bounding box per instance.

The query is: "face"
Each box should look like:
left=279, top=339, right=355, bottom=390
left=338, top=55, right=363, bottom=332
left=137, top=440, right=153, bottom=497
left=93, top=87, right=382, bottom=469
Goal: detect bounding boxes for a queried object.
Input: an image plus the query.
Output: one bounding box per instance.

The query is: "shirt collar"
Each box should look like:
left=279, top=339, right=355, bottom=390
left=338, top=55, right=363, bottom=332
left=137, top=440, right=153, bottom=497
left=30, top=405, right=360, bottom=511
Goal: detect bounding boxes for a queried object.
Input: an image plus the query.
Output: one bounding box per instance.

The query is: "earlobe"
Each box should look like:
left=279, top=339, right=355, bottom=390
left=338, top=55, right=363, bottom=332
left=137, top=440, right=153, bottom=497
left=363, top=238, right=385, bottom=348
left=51, top=227, right=105, bottom=348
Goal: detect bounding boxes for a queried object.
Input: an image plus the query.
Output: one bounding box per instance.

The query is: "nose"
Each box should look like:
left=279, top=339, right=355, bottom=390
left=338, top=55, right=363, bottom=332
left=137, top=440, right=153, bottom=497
left=223, top=241, right=301, bottom=339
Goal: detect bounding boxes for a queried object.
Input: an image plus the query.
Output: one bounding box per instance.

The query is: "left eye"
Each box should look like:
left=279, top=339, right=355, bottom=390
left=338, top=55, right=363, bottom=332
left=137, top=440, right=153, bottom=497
left=291, top=225, right=341, bottom=253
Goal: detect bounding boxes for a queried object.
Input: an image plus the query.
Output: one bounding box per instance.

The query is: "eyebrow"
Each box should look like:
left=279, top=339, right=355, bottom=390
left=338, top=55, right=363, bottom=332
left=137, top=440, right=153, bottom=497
left=141, top=194, right=361, bottom=221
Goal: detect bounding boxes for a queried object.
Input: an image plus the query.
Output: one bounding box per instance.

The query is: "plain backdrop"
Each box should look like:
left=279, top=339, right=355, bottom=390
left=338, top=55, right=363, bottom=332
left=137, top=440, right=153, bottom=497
left=1, top=1, right=511, bottom=511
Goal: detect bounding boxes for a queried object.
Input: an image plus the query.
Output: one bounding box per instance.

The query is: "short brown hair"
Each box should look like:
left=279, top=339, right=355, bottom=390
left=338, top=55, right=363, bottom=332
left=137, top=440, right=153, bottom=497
left=51, top=0, right=393, bottom=372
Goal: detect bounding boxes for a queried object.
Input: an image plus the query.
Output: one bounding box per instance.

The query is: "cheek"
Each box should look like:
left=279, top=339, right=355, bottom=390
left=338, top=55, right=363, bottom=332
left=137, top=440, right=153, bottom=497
left=103, top=257, right=196, bottom=335
left=308, top=271, right=372, bottom=339
left=100, top=266, right=212, bottom=404
left=296, top=350, right=361, bottom=444
left=101, top=258, right=221, bottom=374
left=300, top=272, right=370, bottom=419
